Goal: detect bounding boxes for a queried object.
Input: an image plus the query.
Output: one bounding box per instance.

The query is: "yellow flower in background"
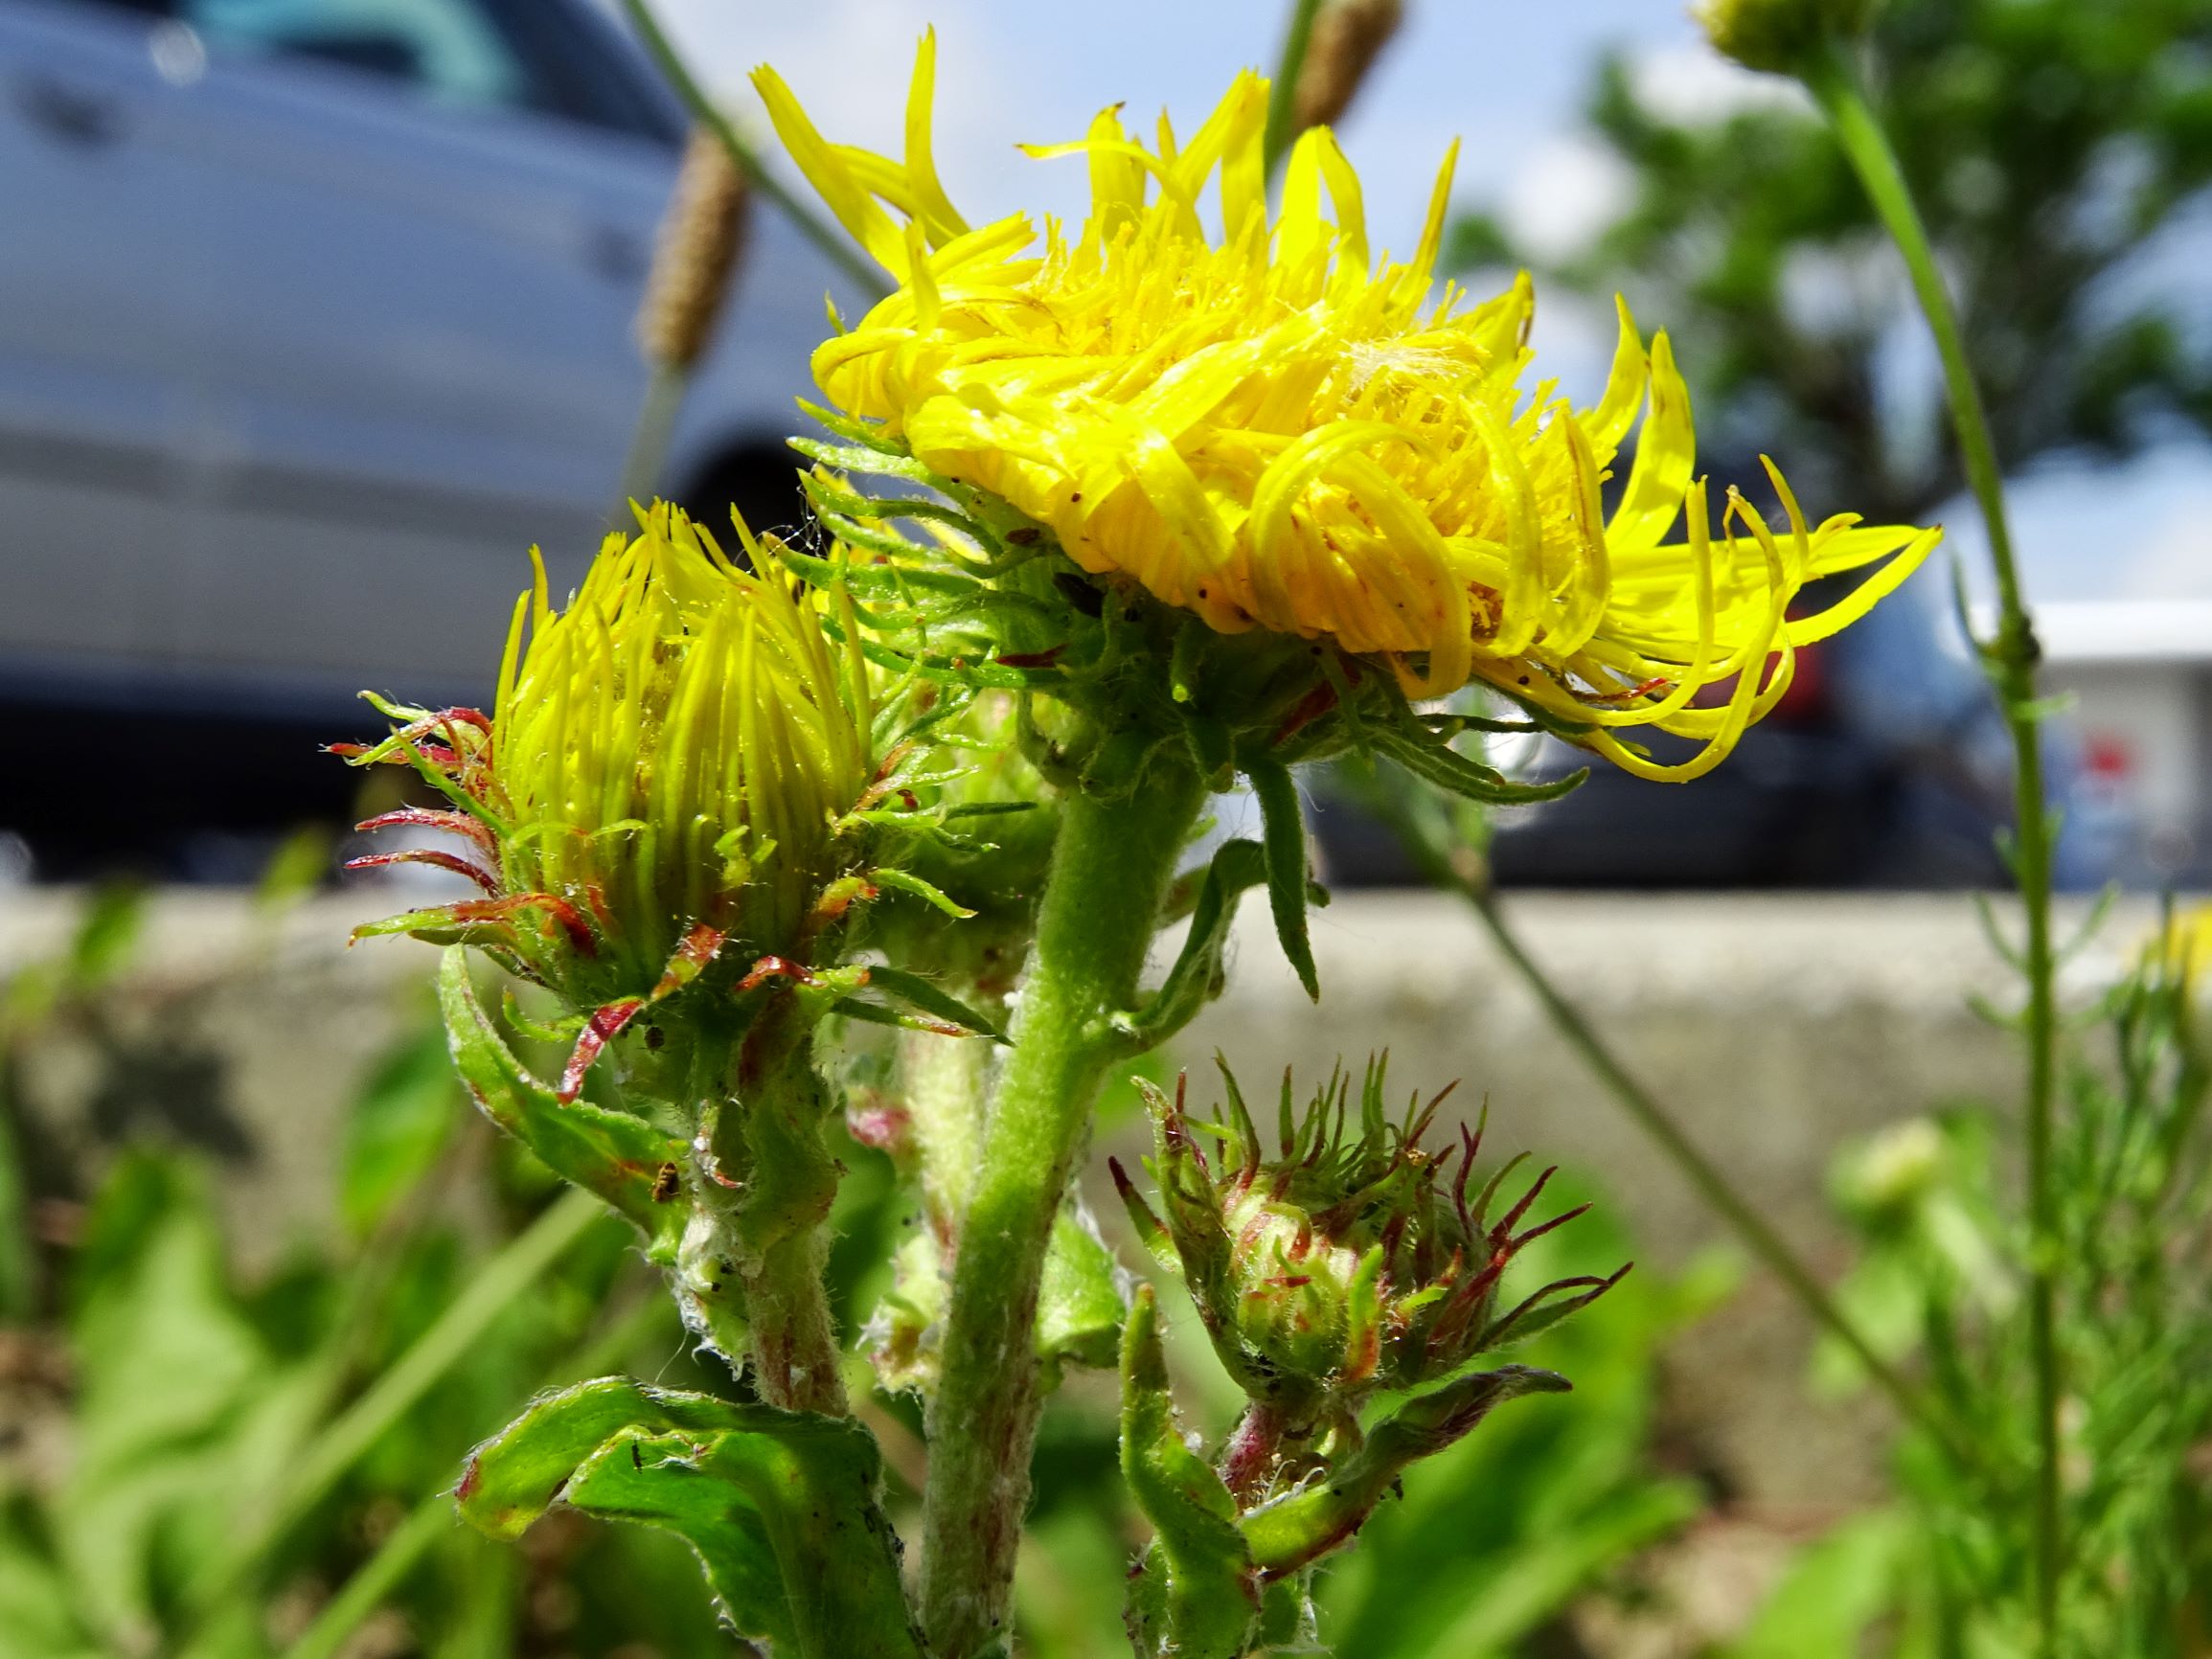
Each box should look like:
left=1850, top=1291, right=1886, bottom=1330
left=755, top=34, right=1942, bottom=781
left=2155, top=905, right=2212, bottom=993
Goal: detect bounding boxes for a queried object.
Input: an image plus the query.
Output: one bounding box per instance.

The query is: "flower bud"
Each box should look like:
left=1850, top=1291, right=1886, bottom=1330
left=1112, top=1060, right=1627, bottom=1447
left=342, top=505, right=875, bottom=1082
left=1696, top=0, right=1878, bottom=75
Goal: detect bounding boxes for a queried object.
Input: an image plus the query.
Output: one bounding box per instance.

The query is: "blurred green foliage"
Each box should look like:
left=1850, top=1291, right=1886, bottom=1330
left=1453, top=0, right=2212, bottom=523
left=0, top=891, right=1722, bottom=1656
left=0, top=891, right=735, bottom=1659
left=1735, top=913, right=2212, bottom=1655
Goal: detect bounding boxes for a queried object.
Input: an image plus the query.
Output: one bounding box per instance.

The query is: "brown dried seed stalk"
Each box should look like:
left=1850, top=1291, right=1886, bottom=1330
left=636, top=126, right=752, bottom=372
left=1292, top=0, right=1405, bottom=132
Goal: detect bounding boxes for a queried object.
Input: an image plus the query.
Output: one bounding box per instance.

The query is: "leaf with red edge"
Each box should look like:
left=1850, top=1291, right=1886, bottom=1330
left=559, top=998, right=646, bottom=1102
left=350, top=892, right=594, bottom=957
left=343, top=849, right=500, bottom=896
left=740, top=955, right=825, bottom=992
left=438, top=951, right=683, bottom=1261
left=354, top=807, right=499, bottom=853
left=650, top=922, right=724, bottom=1001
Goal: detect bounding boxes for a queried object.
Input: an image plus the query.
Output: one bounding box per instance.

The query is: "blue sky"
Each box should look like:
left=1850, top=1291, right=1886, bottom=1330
left=643, top=0, right=2210, bottom=612
left=651, top=1, right=1714, bottom=296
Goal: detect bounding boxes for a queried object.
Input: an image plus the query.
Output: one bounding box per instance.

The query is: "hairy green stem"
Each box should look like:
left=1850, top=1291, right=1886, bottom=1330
left=621, top=0, right=891, bottom=304
left=1263, top=0, right=1326, bottom=173
left=1808, top=46, right=2062, bottom=1643
left=720, top=1014, right=851, bottom=1416
left=901, top=1016, right=996, bottom=1240
left=741, top=1225, right=848, bottom=1414
left=920, top=761, right=1206, bottom=1659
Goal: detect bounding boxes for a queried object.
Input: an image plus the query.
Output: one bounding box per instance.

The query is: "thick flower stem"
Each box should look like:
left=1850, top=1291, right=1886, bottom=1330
left=682, top=1010, right=851, bottom=1417
left=920, top=760, right=1205, bottom=1659
left=1807, top=47, right=2062, bottom=1648
left=741, top=1225, right=848, bottom=1416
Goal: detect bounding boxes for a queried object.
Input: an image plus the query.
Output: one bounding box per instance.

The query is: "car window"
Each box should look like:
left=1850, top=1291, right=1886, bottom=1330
left=176, top=0, right=531, bottom=110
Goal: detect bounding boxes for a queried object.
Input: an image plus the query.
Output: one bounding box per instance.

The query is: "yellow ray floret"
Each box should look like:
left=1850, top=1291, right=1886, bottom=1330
left=755, top=33, right=1941, bottom=781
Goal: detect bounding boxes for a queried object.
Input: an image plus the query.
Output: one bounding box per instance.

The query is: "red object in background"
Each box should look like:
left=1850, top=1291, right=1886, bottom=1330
left=1684, top=640, right=1832, bottom=728
left=2083, top=733, right=2134, bottom=782
left=1769, top=639, right=1829, bottom=729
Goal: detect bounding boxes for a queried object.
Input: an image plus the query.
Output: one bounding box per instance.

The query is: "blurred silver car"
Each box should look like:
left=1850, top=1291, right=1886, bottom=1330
left=0, top=0, right=856, bottom=873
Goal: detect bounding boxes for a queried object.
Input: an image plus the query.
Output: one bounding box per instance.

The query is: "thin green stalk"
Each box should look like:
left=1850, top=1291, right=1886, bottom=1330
left=1263, top=0, right=1327, bottom=172
left=621, top=0, right=891, bottom=304
left=188, top=1187, right=608, bottom=1625
left=282, top=1495, right=451, bottom=1659
left=919, top=760, right=1206, bottom=1659
left=618, top=360, right=688, bottom=513
left=1471, top=887, right=1966, bottom=1455
left=1390, top=804, right=1979, bottom=1472
left=1807, top=45, right=2063, bottom=1644
left=277, top=1290, right=675, bottom=1659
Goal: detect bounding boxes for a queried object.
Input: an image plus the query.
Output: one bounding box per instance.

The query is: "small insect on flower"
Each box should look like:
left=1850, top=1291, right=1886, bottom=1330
left=755, top=33, right=1941, bottom=781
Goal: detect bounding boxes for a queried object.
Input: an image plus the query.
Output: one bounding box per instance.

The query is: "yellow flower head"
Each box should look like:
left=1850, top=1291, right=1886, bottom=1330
left=346, top=505, right=874, bottom=1009
left=756, top=34, right=1940, bottom=781
left=490, top=506, right=872, bottom=983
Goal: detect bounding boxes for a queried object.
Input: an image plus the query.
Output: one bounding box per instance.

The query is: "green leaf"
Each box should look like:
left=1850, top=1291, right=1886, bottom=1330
left=1037, top=1207, right=1128, bottom=1382
left=848, top=966, right=1011, bottom=1044
left=0, top=1087, right=33, bottom=1325
left=870, top=868, right=979, bottom=920
left=339, top=1020, right=460, bottom=1236
left=438, top=950, right=686, bottom=1264
left=254, top=825, right=334, bottom=914
left=1244, top=755, right=1320, bottom=1002
left=1371, top=720, right=1588, bottom=807
left=67, top=882, right=147, bottom=992
left=1726, top=1510, right=1908, bottom=1659
left=0, top=1499, right=101, bottom=1659
left=458, top=1377, right=924, bottom=1659
left=1119, top=1290, right=1260, bottom=1659
left=60, top=1156, right=300, bottom=1648
left=1119, top=839, right=1269, bottom=1054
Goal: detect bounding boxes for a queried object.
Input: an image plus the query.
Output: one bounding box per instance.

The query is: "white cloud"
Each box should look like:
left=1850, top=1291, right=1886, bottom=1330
left=1626, top=42, right=1813, bottom=127
left=1501, top=133, right=1635, bottom=265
